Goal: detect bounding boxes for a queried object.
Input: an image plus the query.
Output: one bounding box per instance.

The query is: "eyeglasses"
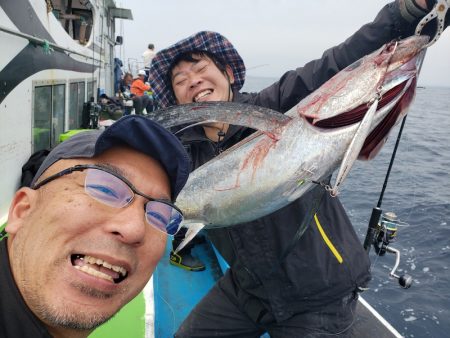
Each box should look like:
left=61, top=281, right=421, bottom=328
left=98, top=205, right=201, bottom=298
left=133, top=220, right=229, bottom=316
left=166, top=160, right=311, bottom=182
left=32, top=164, right=183, bottom=235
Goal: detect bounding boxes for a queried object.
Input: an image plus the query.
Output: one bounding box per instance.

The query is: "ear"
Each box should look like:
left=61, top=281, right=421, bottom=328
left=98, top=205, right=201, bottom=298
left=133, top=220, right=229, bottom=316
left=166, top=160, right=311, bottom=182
left=5, top=188, right=38, bottom=235
left=225, top=65, right=235, bottom=85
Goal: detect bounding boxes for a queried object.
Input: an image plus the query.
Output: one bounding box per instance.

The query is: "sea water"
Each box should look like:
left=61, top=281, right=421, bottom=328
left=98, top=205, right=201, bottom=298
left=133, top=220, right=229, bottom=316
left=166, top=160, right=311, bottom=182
left=243, top=78, right=450, bottom=338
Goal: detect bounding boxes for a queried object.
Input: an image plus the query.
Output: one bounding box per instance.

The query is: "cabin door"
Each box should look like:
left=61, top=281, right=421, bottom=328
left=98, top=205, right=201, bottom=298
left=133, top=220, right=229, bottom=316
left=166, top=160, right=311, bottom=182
left=33, top=83, right=66, bottom=152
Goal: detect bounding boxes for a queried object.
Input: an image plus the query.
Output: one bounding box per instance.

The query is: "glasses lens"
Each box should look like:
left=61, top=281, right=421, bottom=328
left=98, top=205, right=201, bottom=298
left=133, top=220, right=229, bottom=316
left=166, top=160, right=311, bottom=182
left=145, top=201, right=183, bottom=235
left=85, top=168, right=134, bottom=208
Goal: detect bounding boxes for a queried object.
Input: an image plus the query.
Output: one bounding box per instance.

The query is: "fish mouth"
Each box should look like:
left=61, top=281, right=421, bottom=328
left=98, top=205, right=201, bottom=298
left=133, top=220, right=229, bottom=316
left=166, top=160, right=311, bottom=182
left=71, top=254, right=128, bottom=284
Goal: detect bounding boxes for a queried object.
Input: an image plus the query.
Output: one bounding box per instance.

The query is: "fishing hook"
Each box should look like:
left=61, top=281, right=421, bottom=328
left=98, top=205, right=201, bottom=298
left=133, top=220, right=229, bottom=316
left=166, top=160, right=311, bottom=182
left=312, top=180, right=336, bottom=196
left=367, top=85, right=383, bottom=107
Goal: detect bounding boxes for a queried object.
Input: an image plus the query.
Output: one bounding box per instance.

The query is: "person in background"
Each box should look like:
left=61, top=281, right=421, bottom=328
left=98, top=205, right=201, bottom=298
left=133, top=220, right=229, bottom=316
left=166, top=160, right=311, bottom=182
left=143, top=44, right=156, bottom=83
left=97, top=93, right=124, bottom=121
left=118, top=72, right=138, bottom=116
left=142, top=43, right=156, bottom=67
left=118, top=72, right=134, bottom=97
left=113, top=57, right=124, bottom=94
left=148, top=1, right=449, bottom=337
left=0, top=115, right=190, bottom=338
left=131, top=70, right=151, bottom=97
left=131, top=70, right=155, bottom=115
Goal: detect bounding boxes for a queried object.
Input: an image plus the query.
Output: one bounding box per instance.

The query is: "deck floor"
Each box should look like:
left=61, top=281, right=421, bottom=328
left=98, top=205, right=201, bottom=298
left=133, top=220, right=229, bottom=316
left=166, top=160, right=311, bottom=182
left=154, top=239, right=223, bottom=337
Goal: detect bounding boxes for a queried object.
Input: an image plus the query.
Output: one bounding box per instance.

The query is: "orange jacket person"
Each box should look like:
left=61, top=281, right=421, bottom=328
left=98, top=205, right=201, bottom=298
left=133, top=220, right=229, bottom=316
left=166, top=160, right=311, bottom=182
left=131, top=70, right=151, bottom=96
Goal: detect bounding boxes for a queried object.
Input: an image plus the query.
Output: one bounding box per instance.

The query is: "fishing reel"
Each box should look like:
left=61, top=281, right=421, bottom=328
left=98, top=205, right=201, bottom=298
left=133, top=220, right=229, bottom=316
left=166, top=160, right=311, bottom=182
left=373, top=211, right=398, bottom=256
left=364, top=209, right=413, bottom=289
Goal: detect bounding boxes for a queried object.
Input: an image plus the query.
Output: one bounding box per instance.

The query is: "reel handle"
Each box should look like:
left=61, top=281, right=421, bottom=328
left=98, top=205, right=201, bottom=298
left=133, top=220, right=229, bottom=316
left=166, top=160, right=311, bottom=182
left=385, top=246, right=413, bottom=289
left=397, top=274, right=413, bottom=289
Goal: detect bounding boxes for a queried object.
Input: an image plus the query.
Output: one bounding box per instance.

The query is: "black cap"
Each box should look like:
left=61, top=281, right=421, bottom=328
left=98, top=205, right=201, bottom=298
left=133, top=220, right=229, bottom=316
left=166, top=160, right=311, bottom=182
left=31, top=115, right=190, bottom=200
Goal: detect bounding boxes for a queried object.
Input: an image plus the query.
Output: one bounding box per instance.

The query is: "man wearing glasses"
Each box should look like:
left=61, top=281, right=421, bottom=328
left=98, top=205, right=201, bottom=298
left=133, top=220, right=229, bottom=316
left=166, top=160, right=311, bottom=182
left=0, top=115, right=190, bottom=338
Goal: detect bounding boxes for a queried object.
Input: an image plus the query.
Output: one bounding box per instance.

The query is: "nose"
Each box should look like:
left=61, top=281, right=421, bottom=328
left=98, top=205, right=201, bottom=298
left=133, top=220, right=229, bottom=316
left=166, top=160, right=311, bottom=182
left=189, top=74, right=202, bottom=89
left=105, top=198, right=148, bottom=245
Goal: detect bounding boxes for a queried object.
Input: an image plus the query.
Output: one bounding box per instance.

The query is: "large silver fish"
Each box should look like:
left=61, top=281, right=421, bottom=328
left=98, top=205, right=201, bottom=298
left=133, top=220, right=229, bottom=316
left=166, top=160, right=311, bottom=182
left=148, top=35, right=429, bottom=242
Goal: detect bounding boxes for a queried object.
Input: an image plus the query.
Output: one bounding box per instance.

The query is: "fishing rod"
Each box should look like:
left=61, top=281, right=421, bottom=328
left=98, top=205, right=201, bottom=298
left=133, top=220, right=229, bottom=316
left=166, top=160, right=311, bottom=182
left=362, top=115, right=413, bottom=289
left=361, top=0, right=448, bottom=287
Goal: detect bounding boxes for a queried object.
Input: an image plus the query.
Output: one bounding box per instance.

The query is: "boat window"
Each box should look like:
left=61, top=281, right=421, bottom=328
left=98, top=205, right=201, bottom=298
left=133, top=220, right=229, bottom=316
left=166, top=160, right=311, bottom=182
left=69, top=81, right=85, bottom=129
left=87, top=80, right=97, bottom=101
left=50, top=0, right=94, bottom=45
left=53, top=84, right=66, bottom=144
left=33, top=84, right=66, bottom=152
left=33, top=87, right=51, bottom=152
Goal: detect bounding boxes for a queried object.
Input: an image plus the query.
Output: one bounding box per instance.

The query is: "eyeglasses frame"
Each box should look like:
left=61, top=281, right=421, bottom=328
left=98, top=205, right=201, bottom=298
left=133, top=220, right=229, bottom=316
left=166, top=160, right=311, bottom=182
left=32, top=163, right=184, bottom=227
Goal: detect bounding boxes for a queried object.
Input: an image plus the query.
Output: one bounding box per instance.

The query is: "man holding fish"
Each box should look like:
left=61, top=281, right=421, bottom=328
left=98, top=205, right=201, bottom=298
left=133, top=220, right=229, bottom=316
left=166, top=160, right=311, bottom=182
left=148, top=1, right=448, bottom=336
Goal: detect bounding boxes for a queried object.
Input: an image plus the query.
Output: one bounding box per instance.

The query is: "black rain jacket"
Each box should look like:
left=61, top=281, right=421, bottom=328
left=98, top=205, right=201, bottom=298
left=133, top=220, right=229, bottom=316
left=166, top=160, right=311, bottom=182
left=178, top=2, right=436, bottom=322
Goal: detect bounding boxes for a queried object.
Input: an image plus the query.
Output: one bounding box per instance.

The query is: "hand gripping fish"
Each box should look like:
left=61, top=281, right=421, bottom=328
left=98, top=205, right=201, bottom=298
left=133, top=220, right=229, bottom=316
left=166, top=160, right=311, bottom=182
left=147, top=35, right=429, bottom=251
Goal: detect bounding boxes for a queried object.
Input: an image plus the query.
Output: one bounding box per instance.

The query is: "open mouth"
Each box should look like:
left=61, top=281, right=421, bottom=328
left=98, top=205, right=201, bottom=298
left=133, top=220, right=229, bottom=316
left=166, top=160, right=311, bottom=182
left=193, top=89, right=213, bottom=102
left=71, top=254, right=128, bottom=284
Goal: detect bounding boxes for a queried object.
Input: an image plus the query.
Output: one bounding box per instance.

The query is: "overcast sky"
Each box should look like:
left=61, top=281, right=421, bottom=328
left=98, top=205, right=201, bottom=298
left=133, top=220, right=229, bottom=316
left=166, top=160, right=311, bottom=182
left=115, top=0, right=450, bottom=87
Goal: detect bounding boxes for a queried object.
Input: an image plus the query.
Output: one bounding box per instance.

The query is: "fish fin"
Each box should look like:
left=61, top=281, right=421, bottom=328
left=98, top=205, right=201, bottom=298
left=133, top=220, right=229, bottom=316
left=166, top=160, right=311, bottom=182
left=173, top=223, right=205, bottom=254
left=147, top=102, right=291, bottom=134
left=331, top=98, right=379, bottom=196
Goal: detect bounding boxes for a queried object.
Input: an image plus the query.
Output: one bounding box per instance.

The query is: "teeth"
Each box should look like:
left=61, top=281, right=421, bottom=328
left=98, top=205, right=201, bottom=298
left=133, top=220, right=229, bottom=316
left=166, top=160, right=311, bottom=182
left=83, top=255, right=127, bottom=276
left=194, top=90, right=212, bottom=102
left=75, top=265, right=114, bottom=282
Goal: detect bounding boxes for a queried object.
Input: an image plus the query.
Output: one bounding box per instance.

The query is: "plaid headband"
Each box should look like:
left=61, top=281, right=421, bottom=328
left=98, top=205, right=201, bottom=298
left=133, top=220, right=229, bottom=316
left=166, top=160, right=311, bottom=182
left=149, top=31, right=246, bottom=108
